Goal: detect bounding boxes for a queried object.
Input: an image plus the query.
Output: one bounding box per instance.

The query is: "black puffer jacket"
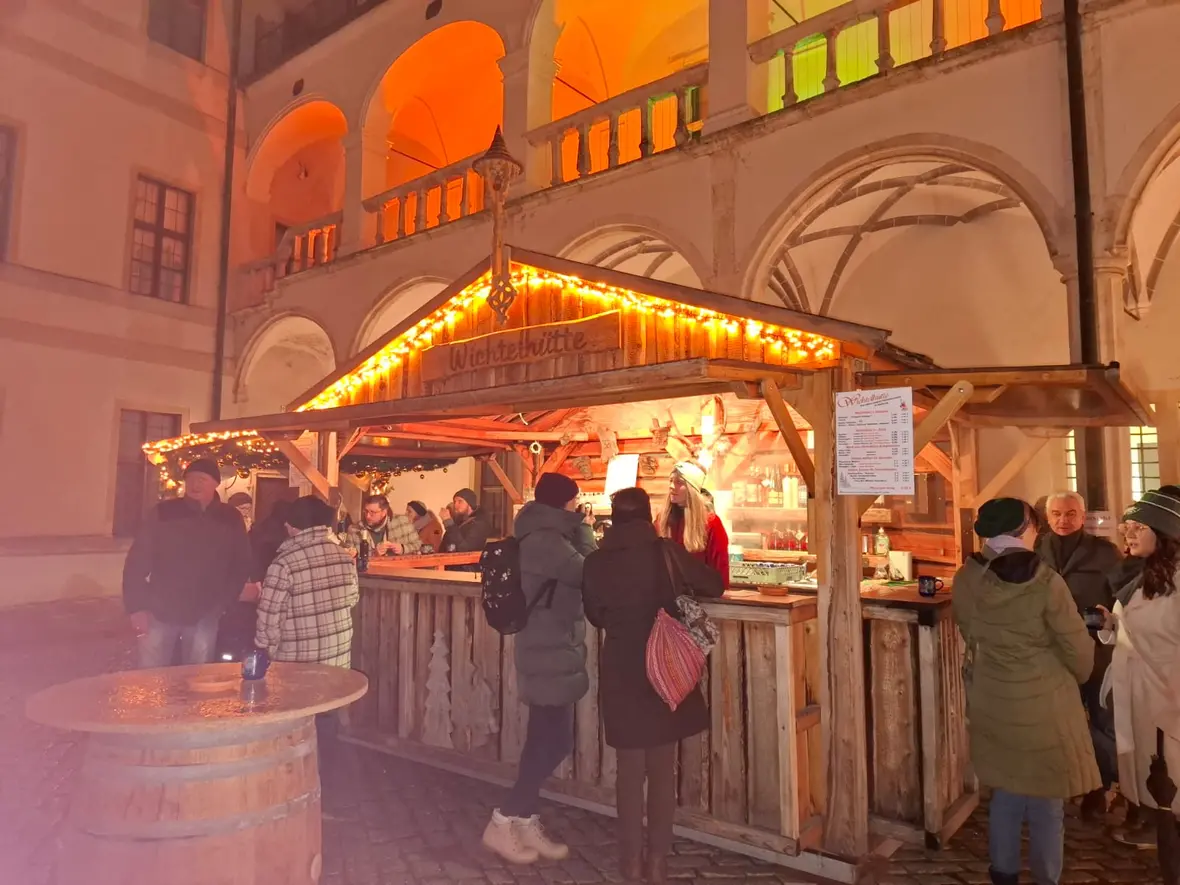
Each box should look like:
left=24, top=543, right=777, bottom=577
left=123, top=497, right=253, bottom=625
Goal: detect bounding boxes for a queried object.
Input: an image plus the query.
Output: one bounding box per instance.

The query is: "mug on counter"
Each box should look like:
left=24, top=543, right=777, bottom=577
left=917, top=575, right=945, bottom=597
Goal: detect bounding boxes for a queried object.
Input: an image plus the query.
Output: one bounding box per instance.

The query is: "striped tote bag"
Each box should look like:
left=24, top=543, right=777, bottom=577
left=645, top=541, right=718, bottom=711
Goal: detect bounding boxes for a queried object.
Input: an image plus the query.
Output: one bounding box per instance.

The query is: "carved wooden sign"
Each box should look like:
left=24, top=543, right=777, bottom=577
left=420, top=311, right=622, bottom=383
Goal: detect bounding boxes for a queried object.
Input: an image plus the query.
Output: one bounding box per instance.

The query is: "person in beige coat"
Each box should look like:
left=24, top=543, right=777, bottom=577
left=953, top=497, right=1099, bottom=885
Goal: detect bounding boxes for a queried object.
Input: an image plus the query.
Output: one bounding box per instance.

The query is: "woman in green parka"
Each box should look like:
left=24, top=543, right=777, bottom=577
left=953, top=497, right=1100, bottom=885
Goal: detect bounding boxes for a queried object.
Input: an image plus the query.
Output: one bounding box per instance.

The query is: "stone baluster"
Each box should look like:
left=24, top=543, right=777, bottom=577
left=298, top=234, right=310, bottom=272
left=438, top=179, right=451, bottom=225
left=639, top=101, right=655, bottom=157
left=550, top=138, right=564, bottom=187
left=415, top=188, right=428, bottom=234
left=396, top=196, right=407, bottom=240
left=782, top=47, right=798, bottom=107
left=317, top=229, right=329, bottom=265
left=931, top=0, right=948, bottom=55
left=823, top=30, right=841, bottom=93
left=985, top=0, right=1005, bottom=36
left=876, top=10, right=895, bottom=73
left=576, top=122, right=591, bottom=177
left=374, top=202, right=387, bottom=246
left=460, top=169, right=471, bottom=217
left=607, top=112, right=620, bottom=168
left=674, top=88, right=691, bottom=146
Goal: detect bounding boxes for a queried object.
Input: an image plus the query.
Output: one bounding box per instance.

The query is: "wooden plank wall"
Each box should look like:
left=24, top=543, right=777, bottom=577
left=350, top=582, right=823, bottom=854
left=338, top=284, right=815, bottom=408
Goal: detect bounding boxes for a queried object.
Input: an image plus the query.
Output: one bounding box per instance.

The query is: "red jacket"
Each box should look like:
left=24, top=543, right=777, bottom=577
left=666, top=512, right=730, bottom=589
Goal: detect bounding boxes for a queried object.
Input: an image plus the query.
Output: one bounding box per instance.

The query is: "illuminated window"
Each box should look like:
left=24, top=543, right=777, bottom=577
left=1129, top=422, right=1160, bottom=502
left=0, top=125, right=14, bottom=261
left=129, top=176, right=194, bottom=303
left=1064, top=431, right=1077, bottom=493
left=147, top=0, right=206, bottom=62
left=114, top=410, right=181, bottom=537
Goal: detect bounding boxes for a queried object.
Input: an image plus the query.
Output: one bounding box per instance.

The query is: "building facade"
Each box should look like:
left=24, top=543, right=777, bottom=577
left=2, top=0, right=1179, bottom=602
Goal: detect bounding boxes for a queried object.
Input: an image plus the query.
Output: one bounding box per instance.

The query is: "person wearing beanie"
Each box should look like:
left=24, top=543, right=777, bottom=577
left=404, top=499, right=444, bottom=551
left=439, top=487, right=494, bottom=565
left=122, top=457, right=253, bottom=668
left=1034, top=491, right=1122, bottom=819
left=1097, top=487, right=1180, bottom=868
left=227, top=492, right=254, bottom=530
left=655, top=462, right=729, bottom=588
left=483, top=473, right=596, bottom=865
left=953, top=496, right=1098, bottom=885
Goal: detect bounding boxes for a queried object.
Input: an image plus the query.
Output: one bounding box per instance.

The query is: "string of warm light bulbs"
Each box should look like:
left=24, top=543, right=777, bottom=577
left=299, top=266, right=840, bottom=412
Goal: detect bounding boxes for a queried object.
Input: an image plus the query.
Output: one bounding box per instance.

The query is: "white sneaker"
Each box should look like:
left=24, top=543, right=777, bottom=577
left=482, top=810, right=540, bottom=864
left=514, top=815, right=569, bottom=861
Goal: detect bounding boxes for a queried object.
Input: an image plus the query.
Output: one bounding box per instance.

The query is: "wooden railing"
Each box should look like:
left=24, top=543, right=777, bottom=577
left=526, top=64, right=709, bottom=187
left=749, top=0, right=1040, bottom=109
left=363, top=155, right=485, bottom=248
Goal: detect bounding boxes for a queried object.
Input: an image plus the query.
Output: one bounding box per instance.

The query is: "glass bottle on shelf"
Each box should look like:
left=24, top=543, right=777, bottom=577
left=768, top=465, right=783, bottom=508
left=874, top=526, right=891, bottom=556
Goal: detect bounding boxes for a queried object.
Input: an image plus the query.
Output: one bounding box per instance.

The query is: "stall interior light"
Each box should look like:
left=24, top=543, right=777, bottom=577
left=297, top=265, right=840, bottom=413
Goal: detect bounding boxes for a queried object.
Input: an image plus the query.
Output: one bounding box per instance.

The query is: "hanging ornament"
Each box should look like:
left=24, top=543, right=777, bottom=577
left=640, top=455, right=659, bottom=476
left=573, top=457, right=593, bottom=480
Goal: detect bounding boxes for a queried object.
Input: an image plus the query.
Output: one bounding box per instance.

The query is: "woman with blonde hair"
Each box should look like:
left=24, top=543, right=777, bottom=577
left=656, top=462, right=729, bottom=587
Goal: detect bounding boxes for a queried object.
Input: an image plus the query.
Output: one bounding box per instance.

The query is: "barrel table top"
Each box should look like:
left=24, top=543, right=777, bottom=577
left=26, top=662, right=368, bottom=735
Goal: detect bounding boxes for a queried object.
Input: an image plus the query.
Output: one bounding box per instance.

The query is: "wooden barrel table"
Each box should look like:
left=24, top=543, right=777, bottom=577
left=26, top=662, right=367, bottom=885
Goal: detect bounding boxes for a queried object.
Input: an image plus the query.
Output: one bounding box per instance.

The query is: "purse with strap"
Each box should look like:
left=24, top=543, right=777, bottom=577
left=645, top=541, right=720, bottom=711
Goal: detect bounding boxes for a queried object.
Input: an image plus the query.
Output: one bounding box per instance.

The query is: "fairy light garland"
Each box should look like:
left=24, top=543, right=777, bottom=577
left=297, top=266, right=841, bottom=413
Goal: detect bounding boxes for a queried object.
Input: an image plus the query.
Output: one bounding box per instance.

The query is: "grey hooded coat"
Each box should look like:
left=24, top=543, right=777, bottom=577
left=513, top=501, right=597, bottom=707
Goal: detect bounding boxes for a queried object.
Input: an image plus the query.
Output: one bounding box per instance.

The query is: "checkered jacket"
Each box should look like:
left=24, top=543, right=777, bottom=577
left=343, top=514, right=422, bottom=555
left=255, top=526, right=360, bottom=667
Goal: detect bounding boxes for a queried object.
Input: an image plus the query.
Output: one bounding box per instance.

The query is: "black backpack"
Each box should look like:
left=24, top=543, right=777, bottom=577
left=479, top=537, right=556, bottom=635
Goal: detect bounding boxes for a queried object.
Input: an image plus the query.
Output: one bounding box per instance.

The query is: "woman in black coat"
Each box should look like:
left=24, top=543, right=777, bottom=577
left=582, top=488, right=724, bottom=882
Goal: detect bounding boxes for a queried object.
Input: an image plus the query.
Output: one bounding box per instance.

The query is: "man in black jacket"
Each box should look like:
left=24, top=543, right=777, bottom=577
left=1036, top=490, right=1122, bottom=819
left=440, top=488, right=494, bottom=554
left=123, top=458, right=253, bottom=668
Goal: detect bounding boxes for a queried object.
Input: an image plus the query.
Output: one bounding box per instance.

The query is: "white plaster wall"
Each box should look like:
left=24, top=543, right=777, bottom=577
left=381, top=459, right=480, bottom=522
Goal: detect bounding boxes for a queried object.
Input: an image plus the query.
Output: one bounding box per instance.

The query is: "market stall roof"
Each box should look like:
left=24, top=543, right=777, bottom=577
left=855, top=363, right=1155, bottom=428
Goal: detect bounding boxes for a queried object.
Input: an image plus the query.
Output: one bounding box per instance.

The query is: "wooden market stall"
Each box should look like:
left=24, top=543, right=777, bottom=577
left=152, top=246, right=1154, bottom=879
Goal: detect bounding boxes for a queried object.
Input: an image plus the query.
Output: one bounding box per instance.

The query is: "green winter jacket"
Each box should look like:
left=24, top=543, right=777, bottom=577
left=952, top=548, right=1100, bottom=799
left=513, top=502, right=598, bottom=707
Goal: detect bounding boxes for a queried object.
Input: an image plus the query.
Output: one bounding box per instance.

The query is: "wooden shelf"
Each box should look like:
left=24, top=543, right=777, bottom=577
left=727, top=506, right=808, bottom=521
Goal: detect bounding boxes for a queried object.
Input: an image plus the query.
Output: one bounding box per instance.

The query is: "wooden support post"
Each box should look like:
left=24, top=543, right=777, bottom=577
left=1155, top=392, right=1180, bottom=486
left=761, top=379, right=816, bottom=490
left=275, top=438, right=332, bottom=499
left=810, top=362, right=870, bottom=859
left=917, top=445, right=953, bottom=482
left=485, top=457, right=524, bottom=505
left=971, top=433, right=1053, bottom=507
left=857, top=381, right=975, bottom=516
left=315, top=432, right=340, bottom=506
left=540, top=443, right=574, bottom=476
left=950, top=423, right=979, bottom=563
left=338, top=427, right=368, bottom=460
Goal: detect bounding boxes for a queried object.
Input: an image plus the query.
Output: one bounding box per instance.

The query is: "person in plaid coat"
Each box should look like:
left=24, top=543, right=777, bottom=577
left=255, top=496, right=360, bottom=668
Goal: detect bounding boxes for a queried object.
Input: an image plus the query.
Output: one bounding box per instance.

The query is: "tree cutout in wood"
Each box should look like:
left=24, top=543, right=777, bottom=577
left=452, top=665, right=499, bottom=749
left=422, top=630, right=454, bottom=749
left=598, top=429, right=619, bottom=463
left=572, top=456, right=593, bottom=480
left=640, top=455, right=659, bottom=476
left=651, top=420, right=670, bottom=450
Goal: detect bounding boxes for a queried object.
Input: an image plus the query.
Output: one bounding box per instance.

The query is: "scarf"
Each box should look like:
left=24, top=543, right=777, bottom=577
left=1048, top=529, right=1084, bottom=567
left=984, top=534, right=1027, bottom=556
left=412, top=512, right=434, bottom=533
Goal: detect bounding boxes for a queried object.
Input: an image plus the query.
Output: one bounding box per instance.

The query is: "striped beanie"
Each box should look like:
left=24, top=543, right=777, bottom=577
left=1122, top=486, right=1180, bottom=542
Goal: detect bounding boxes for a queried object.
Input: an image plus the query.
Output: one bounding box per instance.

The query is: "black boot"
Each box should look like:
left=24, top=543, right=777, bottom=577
left=1158, top=810, right=1180, bottom=885
left=1080, top=788, right=1107, bottom=822
left=989, top=869, right=1019, bottom=885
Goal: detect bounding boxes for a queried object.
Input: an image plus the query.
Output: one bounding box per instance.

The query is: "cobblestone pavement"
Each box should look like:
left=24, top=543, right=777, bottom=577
left=0, top=597, right=1166, bottom=885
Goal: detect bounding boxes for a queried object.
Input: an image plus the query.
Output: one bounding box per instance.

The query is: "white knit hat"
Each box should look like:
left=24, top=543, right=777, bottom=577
left=672, top=461, right=707, bottom=492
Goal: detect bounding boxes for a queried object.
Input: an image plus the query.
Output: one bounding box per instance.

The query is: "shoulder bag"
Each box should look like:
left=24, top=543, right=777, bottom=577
left=645, top=541, right=720, bottom=711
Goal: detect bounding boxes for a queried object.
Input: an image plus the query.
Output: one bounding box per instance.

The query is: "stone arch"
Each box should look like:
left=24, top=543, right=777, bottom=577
left=559, top=223, right=705, bottom=287
left=242, top=98, right=349, bottom=260
left=235, top=314, right=336, bottom=415
left=353, top=277, right=451, bottom=353
left=359, top=21, right=507, bottom=195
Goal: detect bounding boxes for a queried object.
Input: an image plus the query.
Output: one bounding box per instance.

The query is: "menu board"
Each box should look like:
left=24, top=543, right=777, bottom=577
left=835, top=387, right=915, bottom=497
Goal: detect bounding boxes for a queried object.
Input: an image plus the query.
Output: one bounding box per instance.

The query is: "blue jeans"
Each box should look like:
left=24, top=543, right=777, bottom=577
left=1082, top=675, right=1117, bottom=790
left=137, top=612, right=220, bottom=669
left=989, top=789, right=1064, bottom=885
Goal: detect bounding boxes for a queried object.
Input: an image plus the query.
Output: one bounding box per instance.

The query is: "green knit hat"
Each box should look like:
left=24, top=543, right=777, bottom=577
left=1122, top=486, right=1180, bottom=542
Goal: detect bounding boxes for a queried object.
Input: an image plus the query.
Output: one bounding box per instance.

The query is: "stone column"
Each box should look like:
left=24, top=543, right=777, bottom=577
left=499, top=46, right=558, bottom=194
left=703, top=0, right=769, bottom=136
left=339, top=128, right=389, bottom=256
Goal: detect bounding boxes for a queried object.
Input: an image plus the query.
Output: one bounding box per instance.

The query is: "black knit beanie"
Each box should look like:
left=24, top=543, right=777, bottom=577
left=974, top=497, right=1032, bottom=539
left=534, top=472, right=580, bottom=509
left=1122, top=487, right=1180, bottom=542
left=454, top=488, right=478, bottom=510
left=407, top=500, right=428, bottom=518
left=184, top=458, right=221, bottom=484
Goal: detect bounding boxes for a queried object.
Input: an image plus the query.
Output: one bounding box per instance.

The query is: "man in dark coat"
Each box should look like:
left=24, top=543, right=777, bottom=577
left=482, top=474, right=595, bottom=866
left=1036, top=490, right=1122, bottom=818
left=123, top=458, right=253, bottom=668
left=439, top=488, right=494, bottom=569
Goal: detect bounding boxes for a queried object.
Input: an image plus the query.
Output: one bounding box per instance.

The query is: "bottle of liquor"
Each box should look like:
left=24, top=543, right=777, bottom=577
left=358, top=538, right=370, bottom=574
left=768, top=465, right=783, bottom=508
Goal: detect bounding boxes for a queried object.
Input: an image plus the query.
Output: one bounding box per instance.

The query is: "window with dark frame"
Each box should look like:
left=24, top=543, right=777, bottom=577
left=146, top=0, right=207, bottom=62
left=113, top=410, right=182, bottom=538
left=130, top=176, right=194, bottom=303
left=0, top=125, right=15, bottom=262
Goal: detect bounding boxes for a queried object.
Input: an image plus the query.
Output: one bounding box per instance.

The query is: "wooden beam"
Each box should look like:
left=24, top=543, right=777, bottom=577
left=369, top=430, right=512, bottom=449
left=761, top=379, right=816, bottom=490
left=484, top=458, right=523, bottom=505
left=338, top=427, right=367, bottom=460
left=950, top=423, right=979, bottom=563
left=857, top=381, right=975, bottom=516
left=1156, top=393, right=1180, bottom=486
left=512, top=446, right=536, bottom=490
left=389, top=424, right=585, bottom=442
left=540, top=443, right=575, bottom=475
left=917, top=445, right=953, bottom=482
left=275, top=439, right=331, bottom=499
left=810, top=362, right=870, bottom=859
left=970, top=434, right=1051, bottom=507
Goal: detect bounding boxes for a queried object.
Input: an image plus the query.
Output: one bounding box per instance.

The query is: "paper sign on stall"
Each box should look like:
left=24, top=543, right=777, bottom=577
left=835, top=387, right=915, bottom=497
